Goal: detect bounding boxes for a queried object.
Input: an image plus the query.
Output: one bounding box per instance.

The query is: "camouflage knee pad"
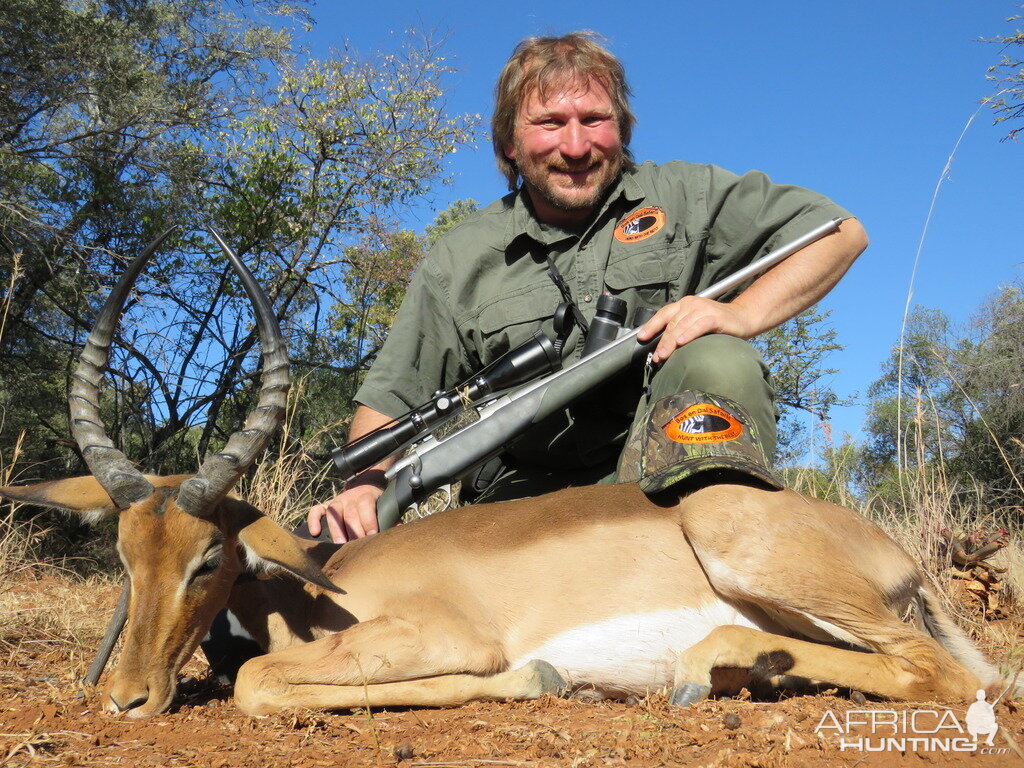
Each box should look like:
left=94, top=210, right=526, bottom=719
left=617, top=391, right=782, bottom=493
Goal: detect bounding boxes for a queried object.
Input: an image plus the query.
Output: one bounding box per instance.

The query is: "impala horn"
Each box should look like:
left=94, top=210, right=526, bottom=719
left=69, top=228, right=176, bottom=508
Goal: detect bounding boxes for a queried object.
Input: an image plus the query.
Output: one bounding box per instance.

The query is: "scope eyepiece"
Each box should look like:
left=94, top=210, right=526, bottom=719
left=581, top=294, right=628, bottom=357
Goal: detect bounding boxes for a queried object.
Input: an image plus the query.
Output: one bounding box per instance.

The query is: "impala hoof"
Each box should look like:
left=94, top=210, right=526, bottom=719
left=670, top=682, right=711, bottom=707
left=523, top=659, right=568, bottom=698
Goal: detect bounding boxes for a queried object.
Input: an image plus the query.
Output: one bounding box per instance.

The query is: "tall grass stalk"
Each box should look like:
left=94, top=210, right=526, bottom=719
left=0, top=248, right=22, bottom=346
left=894, top=89, right=1011, bottom=478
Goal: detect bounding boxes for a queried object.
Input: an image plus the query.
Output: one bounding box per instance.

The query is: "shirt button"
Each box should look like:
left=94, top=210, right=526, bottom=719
left=583, top=293, right=593, bottom=303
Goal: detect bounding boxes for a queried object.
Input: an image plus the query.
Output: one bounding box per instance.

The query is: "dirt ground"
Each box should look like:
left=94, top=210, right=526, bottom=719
left=2, top=576, right=1023, bottom=768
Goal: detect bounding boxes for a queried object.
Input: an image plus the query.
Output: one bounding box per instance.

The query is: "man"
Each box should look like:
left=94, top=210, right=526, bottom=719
left=308, top=32, right=867, bottom=543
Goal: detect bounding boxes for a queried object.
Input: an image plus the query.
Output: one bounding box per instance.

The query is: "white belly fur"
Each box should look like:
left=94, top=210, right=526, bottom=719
left=510, top=600, right=762, bottom=696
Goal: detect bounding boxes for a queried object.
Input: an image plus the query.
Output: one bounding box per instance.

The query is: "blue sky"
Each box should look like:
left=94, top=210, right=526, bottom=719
left=304, top=1, right=1022, bottom=449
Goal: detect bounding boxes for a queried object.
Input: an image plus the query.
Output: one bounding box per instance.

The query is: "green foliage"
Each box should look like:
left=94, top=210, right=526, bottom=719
left=425, top=199, right=480, bottom=246
left=751, top=305, right=848, bottom=462
left=985, top=9, right=1024, bottom=140
left=949, top=285, right=1024, bottom=506
left=0, top=2, right=478, bottom=478
left=0, top=0, right=308, bottom=472
left=861, top=287, right=1024, bottom=513
left=861, top=308, right=960, bottom=478
left=780, top=438, right=862, bottom=507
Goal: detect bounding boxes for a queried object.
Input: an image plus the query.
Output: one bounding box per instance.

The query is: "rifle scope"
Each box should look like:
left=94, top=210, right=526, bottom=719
left=332, top=330, right=560, bottom=480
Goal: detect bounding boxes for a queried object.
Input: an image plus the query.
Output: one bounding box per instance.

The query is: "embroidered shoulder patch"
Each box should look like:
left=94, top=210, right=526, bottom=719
left=614, top=206, right=666, bottom=243
left=663, top=404, right=744, bottom=444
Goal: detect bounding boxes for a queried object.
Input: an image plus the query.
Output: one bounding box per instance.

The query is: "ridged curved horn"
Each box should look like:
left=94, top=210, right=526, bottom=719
left=175, top=230, right=289, bottom=518
left=69, top=228, right=177, bottom=509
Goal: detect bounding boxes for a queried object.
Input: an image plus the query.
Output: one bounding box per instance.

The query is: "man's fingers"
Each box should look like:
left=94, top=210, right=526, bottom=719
left=306, top=504, right=324, bottom=537
left=343, top=492, right=381, bottom=540
left=648, top=298, right=751, bottom=362
left=309, top=482, right=386, bottom=545
left=325, top=508, right=348, bottom=544
left=653, top=308, right=698, bottom=362
left=359, top=499, right=379, bottom=537
left=344, top=508, right=367, bottom=541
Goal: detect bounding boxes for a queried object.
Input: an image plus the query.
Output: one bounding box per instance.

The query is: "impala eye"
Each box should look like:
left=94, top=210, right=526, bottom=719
left=192, top=551, right=223, bottom=580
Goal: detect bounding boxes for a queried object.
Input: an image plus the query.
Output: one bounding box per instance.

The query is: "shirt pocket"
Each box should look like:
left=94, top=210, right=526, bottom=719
left=463, top=283, right=563, bottom=365
left=604, top=242, right=694, bottom=312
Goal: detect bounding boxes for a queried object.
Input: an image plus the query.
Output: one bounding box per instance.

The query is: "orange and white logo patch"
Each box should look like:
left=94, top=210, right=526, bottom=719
left=664, top=404, right=743, bottom=444
left=614, top=206, right=666, bottom=243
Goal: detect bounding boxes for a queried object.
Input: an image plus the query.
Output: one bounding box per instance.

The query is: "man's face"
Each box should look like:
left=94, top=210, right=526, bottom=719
left=504, top=76, right=623, bottom=226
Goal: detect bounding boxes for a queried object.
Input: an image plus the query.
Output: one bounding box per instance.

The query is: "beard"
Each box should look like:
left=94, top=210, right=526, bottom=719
left=516, top=144, right=623, bottom=218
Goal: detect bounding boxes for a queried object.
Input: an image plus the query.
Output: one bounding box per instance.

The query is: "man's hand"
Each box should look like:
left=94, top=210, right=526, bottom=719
left=309, top=405, right=397, bottom=543
left=307, top=470, right=387, bottom=544
left=637, top=217, right=869, bottom=364
left=637, top=297, right=755, bottom=364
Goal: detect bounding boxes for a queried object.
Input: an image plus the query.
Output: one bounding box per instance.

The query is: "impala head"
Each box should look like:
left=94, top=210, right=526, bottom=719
left=0, top=230, right=336, bottom=717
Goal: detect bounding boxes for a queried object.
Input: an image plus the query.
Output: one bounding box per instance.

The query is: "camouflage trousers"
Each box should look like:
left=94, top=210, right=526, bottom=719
left=470, top=333, right=776, bottom=503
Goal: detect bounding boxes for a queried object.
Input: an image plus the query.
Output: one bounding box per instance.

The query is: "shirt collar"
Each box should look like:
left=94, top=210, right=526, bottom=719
left=503, top=165, right=648, bottom=259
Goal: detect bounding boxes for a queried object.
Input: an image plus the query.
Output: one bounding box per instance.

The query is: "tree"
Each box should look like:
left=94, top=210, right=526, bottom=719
left=751, top=306, right=848, bottom=462
left=0, top=0, right=308, bottom=468
left=0, top=2, right=477, bottom=477
left=863, top=309, right=960, bottom=469
left=985, top=8, right=1024, bottom=140
left=860, top=289, right=1024, bottom=512
left=292, top=199, right=481, bottom=442
left=949, top=285, right=1024, bottom=507
left=133, top=39, right=476, bottom=467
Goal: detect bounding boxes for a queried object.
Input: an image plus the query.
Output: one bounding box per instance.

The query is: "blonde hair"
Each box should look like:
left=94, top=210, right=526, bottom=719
left=492, top=31, right=635, bottom=190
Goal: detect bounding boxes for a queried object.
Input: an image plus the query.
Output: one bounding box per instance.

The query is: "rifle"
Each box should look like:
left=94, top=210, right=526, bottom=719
left=331, top=217, right=846, bottom=529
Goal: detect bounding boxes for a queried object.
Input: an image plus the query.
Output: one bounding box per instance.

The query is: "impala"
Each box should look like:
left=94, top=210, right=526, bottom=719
left=0, top=239, right=1000, bottom=718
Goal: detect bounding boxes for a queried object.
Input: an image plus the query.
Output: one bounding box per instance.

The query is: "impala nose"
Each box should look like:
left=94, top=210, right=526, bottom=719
left=108, top=688, right=148, bottom=712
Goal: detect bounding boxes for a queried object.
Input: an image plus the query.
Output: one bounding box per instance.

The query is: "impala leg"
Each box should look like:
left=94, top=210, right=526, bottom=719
left=670, top=625, right=944, bottom=705
left=238, top=659, right=566, bottom=715
left=677, top=486, right=981, bottom=702
left=234, top=609, right=566, bottom=715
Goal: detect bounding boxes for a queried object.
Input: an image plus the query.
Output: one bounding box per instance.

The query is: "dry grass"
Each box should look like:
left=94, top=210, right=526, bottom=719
left=1, top=429, right=120, bottom=673
left=868, top=474, right=1024, bottom=671
left=0, top=565, right=116, bottom=680
left=239, top=375, right=349, bottom=528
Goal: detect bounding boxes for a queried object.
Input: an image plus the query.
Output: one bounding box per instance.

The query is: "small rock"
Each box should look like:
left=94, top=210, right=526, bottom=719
left=723, top=713, right=742, bottom=730
left=570, top=688, right=605, bottom=703
left=851, top=690, right=867, bottom=705
left=393, top=743, right=414, bottom=761
left=625, top=695, right=641, bottom=706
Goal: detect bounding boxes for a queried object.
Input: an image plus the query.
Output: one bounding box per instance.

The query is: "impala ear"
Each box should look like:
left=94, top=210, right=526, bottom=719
left=233, top=507, right=342, bottom=594
left=0, top=474, right=193, bottom=522
left=0, top=476, right=121, bottom=522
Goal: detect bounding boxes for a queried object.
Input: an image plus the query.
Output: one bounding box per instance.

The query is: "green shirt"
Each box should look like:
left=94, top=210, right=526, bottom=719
left=355, top=160, right=852, bottom=466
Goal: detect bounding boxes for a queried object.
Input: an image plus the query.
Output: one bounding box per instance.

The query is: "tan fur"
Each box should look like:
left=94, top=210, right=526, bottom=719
left=1, top=479, right=999, bottom=716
